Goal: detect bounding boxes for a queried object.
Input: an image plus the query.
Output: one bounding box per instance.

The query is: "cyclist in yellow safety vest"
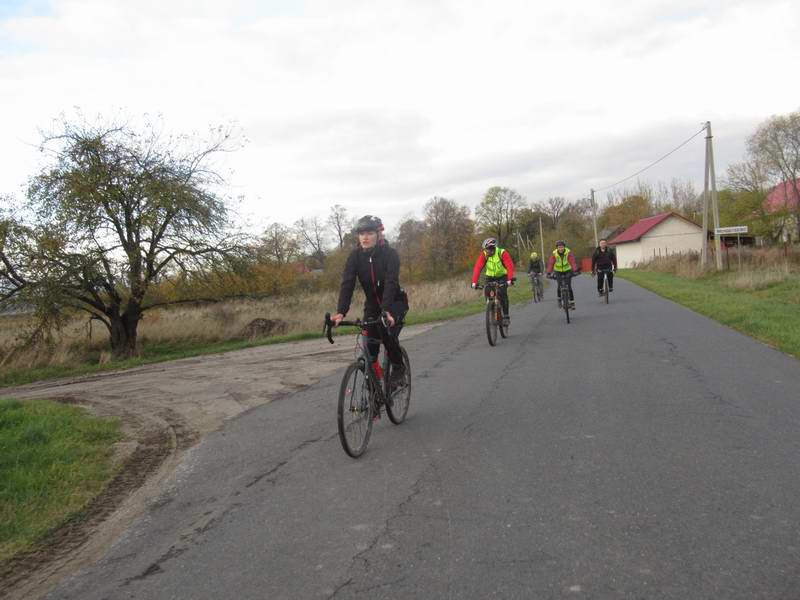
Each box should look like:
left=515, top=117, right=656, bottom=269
left=546, top=240, right=579, bottom=309
left=471, top=237, right=515, bottom=326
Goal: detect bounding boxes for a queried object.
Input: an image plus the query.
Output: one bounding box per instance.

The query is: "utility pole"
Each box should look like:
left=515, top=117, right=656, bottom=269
left=701, top=126, right=710, bottom=268
left=539, top=216, right=545, bottom=259
left=705, top=121, right=723, bottom=270
left=590, top=188, right=598, bottom=248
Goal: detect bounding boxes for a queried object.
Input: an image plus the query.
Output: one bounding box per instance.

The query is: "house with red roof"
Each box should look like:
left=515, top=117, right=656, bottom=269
left=608, top=212, right=704, bottom=268
left=764, top=179, right=800, bottom=242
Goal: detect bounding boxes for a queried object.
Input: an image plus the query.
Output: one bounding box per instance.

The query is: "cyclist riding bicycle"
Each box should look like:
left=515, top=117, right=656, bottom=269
left=332, top=215, right=409, bottom=391
left=591, top=238, right=618, bottom=296
left=471, top=237, right=515, bottom=326
left=528, top=251, right=543, bottom=276
left=546, top=240, right=578, bottom=309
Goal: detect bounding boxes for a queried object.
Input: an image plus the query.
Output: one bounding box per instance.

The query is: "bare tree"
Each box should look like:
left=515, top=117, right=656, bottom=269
left=533, top=196, right=567, bottom=229
left=260, top=223, right=298, bottom=265
left=294, top=216, right=328, bottom=267
left=423, top=197, right=474, bottom=275
left=748, top=111, right=800, bottom=238
left=476, top=187, right=525, bottom=244
left=327, top=204, right=351, bottom=249
left=726, top=158, right=770, bottom=196
left=0, top=116, right=244, bottom=358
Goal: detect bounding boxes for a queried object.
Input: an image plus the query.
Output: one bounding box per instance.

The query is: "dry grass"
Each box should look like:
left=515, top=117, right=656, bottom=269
left=0, top=277, right=476, bottom=371
left=634, top=247, right=800, bottom=289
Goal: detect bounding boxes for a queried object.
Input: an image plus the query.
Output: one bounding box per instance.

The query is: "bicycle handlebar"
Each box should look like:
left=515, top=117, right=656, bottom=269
left=323, top=312, right=386, bottom=344
left=547, top=271, right=580, bottom=278
left=475, top=277, right=517, bottom=290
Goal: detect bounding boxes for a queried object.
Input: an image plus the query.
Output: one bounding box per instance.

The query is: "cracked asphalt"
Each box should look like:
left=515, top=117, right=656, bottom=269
left=45, top=276, right=800, bottom=599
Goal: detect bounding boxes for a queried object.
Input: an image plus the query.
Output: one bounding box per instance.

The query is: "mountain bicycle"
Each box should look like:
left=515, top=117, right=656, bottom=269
left=528, top=272, right=544, bottom=303
left=596, top=268, right=613, bottom=304
left=323, top=313, right=411, bottom=458
left=549, top=272, right=579, bottom=324
left=475, top=279, right=514, bottom=346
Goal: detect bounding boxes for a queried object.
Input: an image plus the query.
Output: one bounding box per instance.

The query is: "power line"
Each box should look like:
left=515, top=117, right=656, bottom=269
left=593, top=125, right=707, bottom=193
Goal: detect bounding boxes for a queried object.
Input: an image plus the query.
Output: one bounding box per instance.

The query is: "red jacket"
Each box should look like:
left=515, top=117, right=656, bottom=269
left=471, top=249, right=515, bottom=285
left=546, top=250, right=578, bottom=274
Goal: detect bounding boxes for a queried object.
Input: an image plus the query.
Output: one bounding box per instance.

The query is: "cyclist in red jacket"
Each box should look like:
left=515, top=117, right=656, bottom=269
left=471, top=237, right=515, bottom=326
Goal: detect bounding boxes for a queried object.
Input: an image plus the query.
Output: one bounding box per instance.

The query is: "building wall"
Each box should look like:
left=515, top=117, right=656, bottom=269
left=615, top=242, right=641, bottom=268
left=640, top=217, right=703, bottom=261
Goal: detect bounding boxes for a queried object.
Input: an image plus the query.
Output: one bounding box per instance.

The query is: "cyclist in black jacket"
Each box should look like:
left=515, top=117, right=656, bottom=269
left=591, top=238, right=618, bottom=295
left=332, top=215, right=408, bottom=388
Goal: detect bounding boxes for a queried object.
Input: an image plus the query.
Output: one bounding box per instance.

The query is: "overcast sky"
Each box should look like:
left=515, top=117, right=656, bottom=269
left=2, top=0, right=799, bottom=234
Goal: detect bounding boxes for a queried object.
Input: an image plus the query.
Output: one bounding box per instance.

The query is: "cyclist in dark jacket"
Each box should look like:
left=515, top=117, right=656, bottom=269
left=591, top=239, right=618, bottom=295
left=332, top=215, right=408, bottom=388
left=528, top=251, right=543, bottom=274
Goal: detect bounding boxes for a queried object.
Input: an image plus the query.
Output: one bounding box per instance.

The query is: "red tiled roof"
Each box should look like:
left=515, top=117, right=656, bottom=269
left=608, top=212, right=674, bottom=244
left=765, top=179, right=800, bottom=213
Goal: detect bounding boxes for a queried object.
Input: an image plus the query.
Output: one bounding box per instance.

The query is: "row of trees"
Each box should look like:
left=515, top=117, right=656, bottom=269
left=2, top=110, right=798, bottom=359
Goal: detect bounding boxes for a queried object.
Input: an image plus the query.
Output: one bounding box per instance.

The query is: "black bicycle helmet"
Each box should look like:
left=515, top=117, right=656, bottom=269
left=354, top=215, right=384, bottom=233
left=555, top=240, right=566, bottom=247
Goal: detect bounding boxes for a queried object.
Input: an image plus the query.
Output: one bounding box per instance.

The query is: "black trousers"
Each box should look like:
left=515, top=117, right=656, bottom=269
left=485, top=276, right=510, bottom=316
left=365, top=316, right=403, bottom=366
left=596, top=269, right=614, bottom=292
left=554, top=273, right=575, bottom=301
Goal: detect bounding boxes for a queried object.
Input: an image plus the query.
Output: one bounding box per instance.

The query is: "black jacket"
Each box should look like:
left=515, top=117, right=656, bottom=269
left=337, top=242, right=406, bottom=319
left=528, top=258, right=543, bottom=273
left=592, top=247, right=618, bottom=271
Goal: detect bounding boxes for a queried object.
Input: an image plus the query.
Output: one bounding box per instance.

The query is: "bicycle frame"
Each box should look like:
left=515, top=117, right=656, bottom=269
left=325, top=314, right=389, bottom=406
left=597, top=268, right=612, bottom=303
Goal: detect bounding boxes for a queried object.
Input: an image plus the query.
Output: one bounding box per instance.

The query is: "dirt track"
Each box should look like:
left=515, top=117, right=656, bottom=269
left=0, top=323, right=439, bottom=599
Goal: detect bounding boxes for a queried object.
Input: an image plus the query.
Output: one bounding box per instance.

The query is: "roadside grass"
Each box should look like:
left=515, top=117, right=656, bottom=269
left=0, top=278, right=533, bottom=387
left=0, top=399, right=121, bottom=561
left=619, top=269, right=800, bottom=358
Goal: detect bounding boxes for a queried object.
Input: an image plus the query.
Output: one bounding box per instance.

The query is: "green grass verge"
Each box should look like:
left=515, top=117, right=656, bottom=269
left=0, top=399, right=122, bottom=561
left=620, top=270, right=800, bottom=358
left=0, top=283, right=533, bottom=388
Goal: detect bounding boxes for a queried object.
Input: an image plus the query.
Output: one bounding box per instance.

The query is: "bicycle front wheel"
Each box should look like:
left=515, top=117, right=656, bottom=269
left=498, top=304, right=507, bottom=338
left=485, top=301, right=498, bottom=346
left=337, top=362, right=373, bottom=458
left=603, top=275, right=609, bottom=304
left=563, top=285, right=571, bottom=324
left=386, top=347, right=411, bottom=425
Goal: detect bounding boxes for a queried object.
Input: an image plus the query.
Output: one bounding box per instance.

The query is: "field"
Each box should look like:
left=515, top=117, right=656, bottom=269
left=0, top=276, right=533, bottom=386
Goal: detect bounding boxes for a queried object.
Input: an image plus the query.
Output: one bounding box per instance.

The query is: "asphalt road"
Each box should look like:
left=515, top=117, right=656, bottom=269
left=46, top=276, right=800, bottom=599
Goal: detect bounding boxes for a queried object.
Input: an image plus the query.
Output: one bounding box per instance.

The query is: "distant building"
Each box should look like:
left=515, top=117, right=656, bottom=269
left=609, top=212, right=704, bottom=268
left=288, top=261, right=311, bottom=274
left=764, top=179, right=800, bottom=242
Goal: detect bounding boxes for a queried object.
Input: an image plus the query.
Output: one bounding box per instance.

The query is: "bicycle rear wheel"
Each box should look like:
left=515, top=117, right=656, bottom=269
left=337, top=362, right=373, bottom=458
left=485, top=301, right=497, bottom=346
left=386, top=347, right=411, bottom=425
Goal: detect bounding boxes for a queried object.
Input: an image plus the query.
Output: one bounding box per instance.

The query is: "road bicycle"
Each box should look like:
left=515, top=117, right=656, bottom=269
left=323, top=313, right=411, bottom=458
left=549, top=272, right=579, bottom=324
left=528, top=272, right=544, bottom=303
left=596, top=268, right=613, bottom=304
left=475, top=279, right=514, bottom=346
